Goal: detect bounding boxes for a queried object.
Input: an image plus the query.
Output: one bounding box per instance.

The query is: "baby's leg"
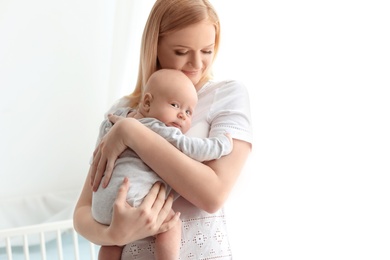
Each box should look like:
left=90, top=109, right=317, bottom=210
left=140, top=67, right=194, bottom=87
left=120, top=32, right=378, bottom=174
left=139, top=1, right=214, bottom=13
left=98, top=245, right=123, bottom=260
left=154, top=209, right=182, bottom=260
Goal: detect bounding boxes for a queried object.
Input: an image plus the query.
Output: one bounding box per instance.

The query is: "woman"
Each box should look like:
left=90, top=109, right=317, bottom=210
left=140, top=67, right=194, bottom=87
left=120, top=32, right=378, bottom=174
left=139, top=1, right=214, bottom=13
left=73, top=0, right=252, bottom=258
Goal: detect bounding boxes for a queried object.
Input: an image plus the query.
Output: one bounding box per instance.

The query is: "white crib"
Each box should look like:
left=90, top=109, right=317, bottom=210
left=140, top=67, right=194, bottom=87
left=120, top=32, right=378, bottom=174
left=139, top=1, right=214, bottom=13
left=0, top=219, right=98, bottom=260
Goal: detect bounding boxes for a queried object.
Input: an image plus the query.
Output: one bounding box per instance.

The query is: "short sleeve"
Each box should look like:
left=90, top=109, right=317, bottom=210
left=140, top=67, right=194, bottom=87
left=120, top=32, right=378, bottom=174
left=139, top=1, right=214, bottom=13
left=208, top=80, right=253, bottom=144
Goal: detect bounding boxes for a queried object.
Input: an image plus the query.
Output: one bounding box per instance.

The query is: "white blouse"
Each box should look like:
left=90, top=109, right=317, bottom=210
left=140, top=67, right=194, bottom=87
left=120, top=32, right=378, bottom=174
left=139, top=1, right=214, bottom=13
left=120, top=80, right=253, bottom=259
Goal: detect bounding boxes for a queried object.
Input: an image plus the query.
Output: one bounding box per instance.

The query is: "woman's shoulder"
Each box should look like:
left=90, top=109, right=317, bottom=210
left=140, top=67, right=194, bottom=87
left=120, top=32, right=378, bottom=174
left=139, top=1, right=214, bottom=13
left=202, top=79, right=248, bottom=96
left=202, top=79, right=250, bottom=104
left=112, top=107, right=132, bottom=117
left=105, top=96, right=132, bottom=116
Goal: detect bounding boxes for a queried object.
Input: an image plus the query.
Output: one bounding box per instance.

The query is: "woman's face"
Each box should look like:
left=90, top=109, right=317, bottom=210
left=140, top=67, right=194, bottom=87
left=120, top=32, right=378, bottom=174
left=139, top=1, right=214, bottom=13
left=157, top=21, right=216, bottom=90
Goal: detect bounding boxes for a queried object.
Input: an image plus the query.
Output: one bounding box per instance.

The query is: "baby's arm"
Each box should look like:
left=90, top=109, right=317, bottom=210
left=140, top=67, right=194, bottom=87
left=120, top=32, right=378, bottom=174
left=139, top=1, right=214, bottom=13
left=143, top=118, right=233, bottom=162
left=170, top=133, right=233, bottom=162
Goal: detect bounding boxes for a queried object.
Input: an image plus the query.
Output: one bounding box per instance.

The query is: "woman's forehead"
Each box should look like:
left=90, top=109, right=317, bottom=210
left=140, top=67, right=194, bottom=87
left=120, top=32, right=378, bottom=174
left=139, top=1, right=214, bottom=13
left=160, top=22, right=216, bottom=48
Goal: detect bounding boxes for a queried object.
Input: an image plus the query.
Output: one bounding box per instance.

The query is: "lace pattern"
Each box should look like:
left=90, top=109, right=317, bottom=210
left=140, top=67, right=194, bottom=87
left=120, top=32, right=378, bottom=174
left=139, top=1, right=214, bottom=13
left=121, top=198, right=232, bottom=259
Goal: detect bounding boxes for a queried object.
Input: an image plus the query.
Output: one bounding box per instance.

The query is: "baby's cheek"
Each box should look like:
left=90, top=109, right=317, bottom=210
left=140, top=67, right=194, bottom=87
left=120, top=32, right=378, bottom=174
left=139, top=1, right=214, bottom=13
left=183, top=122, right=191, bottom=133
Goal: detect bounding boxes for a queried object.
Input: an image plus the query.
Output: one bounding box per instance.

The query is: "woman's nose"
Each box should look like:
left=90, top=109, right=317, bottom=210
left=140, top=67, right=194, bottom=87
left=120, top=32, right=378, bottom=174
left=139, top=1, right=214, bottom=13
left=189, top=53, right=201, bottom=69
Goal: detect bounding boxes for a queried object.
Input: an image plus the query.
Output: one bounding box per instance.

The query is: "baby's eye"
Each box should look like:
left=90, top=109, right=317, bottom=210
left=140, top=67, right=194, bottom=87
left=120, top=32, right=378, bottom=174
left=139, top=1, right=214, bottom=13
left=186, top=110, right=192, bottom=116
left=171, top=103, right=179, bottom=108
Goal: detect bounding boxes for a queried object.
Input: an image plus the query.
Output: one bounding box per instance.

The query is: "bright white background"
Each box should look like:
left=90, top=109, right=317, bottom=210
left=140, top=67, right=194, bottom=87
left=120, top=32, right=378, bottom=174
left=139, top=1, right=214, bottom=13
left=1, top=0, right=389, bottom=259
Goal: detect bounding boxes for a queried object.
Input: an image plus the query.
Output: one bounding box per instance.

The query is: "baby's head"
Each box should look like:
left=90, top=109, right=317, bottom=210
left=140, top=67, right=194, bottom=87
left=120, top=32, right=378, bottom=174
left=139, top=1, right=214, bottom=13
left=138, top=69, right=198, bottom=133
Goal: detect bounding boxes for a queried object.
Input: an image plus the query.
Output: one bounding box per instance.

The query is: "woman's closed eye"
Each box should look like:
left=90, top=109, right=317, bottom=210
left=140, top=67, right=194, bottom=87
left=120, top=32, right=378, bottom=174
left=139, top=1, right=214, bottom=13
left=175, top=50, right=188, bottom=56
left=174, top=50, right=213, bottom=56
left=202, top=50, right=213, bottom=54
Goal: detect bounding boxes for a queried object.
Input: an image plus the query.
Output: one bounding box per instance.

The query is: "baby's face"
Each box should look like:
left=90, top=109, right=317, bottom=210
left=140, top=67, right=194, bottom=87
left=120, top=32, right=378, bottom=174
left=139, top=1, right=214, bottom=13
left=148, top=79, right=197, bottom=133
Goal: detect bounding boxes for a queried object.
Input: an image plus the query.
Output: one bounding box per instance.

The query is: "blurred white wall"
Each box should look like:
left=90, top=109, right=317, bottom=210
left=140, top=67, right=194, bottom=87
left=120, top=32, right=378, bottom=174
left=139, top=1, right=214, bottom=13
left=0, top=0, right=116, bottom=199
left=1, top=0, right=389, bottom=259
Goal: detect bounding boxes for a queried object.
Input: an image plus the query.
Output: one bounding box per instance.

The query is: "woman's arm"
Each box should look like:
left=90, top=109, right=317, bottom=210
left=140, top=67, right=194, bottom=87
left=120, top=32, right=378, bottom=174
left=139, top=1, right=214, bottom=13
left=74, top=167, right=180, bottom=246
left=131, top=124, right=251, bottom=213
left=92, top=116, right=251, bottom=213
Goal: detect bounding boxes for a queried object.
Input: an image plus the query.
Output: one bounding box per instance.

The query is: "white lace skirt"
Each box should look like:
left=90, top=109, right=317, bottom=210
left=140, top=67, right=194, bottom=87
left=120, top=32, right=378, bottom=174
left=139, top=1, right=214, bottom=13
left=121, top=196, right=232, bottom=259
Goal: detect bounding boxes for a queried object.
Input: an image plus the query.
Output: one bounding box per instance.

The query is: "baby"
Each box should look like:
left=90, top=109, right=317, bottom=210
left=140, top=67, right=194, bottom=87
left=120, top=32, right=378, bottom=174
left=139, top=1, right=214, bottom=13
left=92, top=69, right=232, bottom=259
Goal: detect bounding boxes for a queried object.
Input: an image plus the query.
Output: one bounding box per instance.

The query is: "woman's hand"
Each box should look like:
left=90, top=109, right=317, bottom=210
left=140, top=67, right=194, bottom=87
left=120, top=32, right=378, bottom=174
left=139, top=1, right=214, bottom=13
left=105, top=178, right=180, bottom=245
left=90, top=114, right=129, bottom=191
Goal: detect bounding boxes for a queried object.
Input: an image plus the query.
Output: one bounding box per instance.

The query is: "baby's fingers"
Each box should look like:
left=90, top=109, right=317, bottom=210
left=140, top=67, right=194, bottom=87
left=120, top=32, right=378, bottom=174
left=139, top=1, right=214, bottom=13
left=108, top=113, right=121, bottom=124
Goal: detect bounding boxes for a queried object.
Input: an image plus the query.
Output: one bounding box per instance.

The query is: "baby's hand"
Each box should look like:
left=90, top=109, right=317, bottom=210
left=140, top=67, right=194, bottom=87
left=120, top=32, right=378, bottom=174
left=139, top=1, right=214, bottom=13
left=224, top=133, right=233, bottom=152
left=126, top=110, right=137, bottom=118
left=108, top=113, right=125, bottom=124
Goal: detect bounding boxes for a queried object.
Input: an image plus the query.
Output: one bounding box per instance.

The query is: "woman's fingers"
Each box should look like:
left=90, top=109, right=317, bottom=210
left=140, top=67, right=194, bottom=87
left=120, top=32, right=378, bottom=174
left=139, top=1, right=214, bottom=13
left=108, top=179, right=179, bottom=244
left=90, top=121, right=129, bottom=191
left=159, top=210, right=181, bottom=234
left=141, top=182, right=177, bottom=230
left=108, top=177, right=137, bottom=245
left=140, top=182, right=168, bottom=224
left=141, top=182, right=163, bottom=209
left=114, top=177, right=130, bottom=209
left=90, top=147, right=101, bottom=187
left=101, top=158, right=115, bottom=188
left=155, top=193, right=181, bottom=234
left=92, top=150, right=107, bottom=191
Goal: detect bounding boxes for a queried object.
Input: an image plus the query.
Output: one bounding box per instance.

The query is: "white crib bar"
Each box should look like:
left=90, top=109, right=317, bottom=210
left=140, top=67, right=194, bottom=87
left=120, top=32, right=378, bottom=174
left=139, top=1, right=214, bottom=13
left=40, top=232, right=46, bottom=260
left=90, top=241, right=96, bottom=259
left=23, top=235, right=30, bottom=260
left=0, top=219, right=97, bottom=260
left=6, top=237, right=12, bottom=260
left=57, top=229, right=63, bottom=260
left=72, top=229, right=80, bottom=260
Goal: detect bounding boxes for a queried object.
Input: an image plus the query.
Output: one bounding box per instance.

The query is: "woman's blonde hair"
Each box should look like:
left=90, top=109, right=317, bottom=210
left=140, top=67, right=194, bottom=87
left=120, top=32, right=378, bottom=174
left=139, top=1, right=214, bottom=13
left=126, top=0, right=221, bottom=108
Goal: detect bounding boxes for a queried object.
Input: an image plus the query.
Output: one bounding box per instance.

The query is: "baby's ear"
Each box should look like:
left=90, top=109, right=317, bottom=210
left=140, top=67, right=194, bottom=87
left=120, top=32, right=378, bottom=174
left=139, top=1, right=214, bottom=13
left=142, top=93, right=153, bottom=112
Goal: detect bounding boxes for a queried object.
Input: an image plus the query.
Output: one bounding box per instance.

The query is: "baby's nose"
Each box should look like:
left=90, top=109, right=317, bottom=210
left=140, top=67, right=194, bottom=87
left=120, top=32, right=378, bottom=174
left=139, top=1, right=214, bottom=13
left=178, top=111, right=186, bottom=120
